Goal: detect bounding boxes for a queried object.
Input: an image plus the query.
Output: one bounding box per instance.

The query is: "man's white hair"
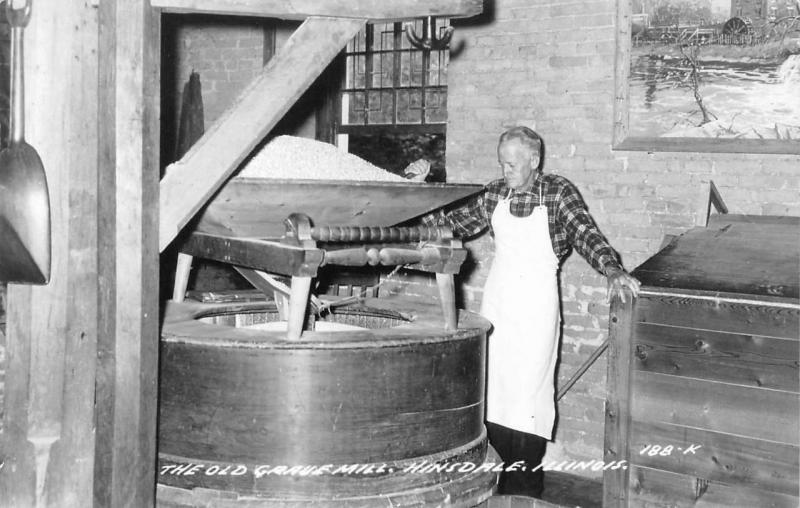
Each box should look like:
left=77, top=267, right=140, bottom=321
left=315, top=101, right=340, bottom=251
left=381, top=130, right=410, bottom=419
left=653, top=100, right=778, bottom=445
left=499, top=126, right=544, bottom=170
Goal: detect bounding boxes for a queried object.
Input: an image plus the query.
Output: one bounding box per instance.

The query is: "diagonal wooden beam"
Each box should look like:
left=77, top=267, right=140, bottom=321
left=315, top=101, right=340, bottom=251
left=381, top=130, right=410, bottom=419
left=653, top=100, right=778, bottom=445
left=151, top=0, right=483, bottom=21
left=159, top=17, right=364, bottom=252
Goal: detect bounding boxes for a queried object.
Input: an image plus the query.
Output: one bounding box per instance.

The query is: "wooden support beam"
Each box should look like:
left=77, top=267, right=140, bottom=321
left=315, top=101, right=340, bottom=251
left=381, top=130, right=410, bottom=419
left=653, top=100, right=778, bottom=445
left=151, top=0, right=483, bottom=21
left=0, top=0, right=160, bottom=506
left=159, top=17, right=364, bottom=252
left=95, top=1, right=161, bottom=507
left=0, top=2, right=99, bottom=507
left=603, top=295, right=636, bottom=508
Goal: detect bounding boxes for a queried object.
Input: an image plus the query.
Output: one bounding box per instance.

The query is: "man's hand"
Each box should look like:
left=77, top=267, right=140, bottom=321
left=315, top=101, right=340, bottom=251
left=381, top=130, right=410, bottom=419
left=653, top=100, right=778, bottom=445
left=403, top=159, right=431, bottom=182
left=605, top=266, right=640, bottom=304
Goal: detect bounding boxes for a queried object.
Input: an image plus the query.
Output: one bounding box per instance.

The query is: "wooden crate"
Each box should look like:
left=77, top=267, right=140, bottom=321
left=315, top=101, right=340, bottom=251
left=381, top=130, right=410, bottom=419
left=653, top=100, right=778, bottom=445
left=603, top=214, right=800, bottom=507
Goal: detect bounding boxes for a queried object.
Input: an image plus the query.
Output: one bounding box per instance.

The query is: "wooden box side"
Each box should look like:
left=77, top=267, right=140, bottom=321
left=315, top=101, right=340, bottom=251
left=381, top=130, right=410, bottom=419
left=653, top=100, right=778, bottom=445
left=615, top=293, right=800, bottom=506
left=603, top=296, right=635, bottom=508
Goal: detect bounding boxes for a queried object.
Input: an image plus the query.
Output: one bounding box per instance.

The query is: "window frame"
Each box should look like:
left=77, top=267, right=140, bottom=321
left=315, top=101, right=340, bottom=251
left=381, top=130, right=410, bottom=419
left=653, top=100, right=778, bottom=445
left=336, top=20, right=450, bottom=136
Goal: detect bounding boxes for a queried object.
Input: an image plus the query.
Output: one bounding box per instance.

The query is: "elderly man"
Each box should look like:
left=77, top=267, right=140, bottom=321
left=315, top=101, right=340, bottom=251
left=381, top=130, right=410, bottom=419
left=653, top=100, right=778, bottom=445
left=407, top=126, right=640, bottom=498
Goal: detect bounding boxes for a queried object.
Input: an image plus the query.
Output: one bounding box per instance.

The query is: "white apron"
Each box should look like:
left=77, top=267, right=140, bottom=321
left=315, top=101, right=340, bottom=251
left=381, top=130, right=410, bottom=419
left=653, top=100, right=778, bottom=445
left=480, top=193, right=560, bottom=440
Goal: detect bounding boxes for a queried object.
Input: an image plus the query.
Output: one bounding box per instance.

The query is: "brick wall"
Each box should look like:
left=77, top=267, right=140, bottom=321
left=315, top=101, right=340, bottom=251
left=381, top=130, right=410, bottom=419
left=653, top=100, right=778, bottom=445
left=161, top=15, right=315, bottom=164
left=445, top=0, right=800, bottom=476
left=162, top=14, right=267, bottom=163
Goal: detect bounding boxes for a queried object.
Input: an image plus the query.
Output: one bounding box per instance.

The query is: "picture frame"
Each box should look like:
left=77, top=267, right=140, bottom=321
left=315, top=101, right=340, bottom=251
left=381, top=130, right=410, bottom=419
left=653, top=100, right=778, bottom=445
left=612, top=0, right=800, bottom=154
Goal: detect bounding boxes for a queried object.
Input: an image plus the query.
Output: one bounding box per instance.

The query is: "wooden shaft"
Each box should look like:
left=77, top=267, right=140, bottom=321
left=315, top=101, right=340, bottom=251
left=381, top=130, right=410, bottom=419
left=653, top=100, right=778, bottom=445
left=323, top=246, right=440, bottom=268
left=172, top=253, right=193, bottom=302
left=9, top=25, right=24, bottom=143
left=287, top=276, right=312, bottom=340
left=556, top=338, right=609, bottom=401
left=436, top=273, right=457, bottom=331
left=379, top=248, right=423, bottom=265
left=321, top=247, right=370, bottom=266
left=311, top=225, right=446, bottom=243
left=379, top=247, right=440, bottom=266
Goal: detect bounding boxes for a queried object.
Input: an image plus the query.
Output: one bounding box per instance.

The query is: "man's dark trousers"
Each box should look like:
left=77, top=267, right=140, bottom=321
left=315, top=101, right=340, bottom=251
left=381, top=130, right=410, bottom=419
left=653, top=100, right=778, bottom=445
left=486, top=421, right=547, bottom=498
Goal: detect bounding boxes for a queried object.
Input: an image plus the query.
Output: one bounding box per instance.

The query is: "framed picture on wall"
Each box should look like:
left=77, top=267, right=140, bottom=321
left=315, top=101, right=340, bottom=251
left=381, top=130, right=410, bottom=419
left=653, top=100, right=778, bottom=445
left=613, top=0, right=800, bottom=154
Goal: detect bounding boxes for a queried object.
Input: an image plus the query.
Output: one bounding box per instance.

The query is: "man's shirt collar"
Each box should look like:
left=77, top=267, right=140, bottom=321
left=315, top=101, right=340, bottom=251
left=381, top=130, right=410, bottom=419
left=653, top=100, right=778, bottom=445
left=500, top=171, right=543, bottom=196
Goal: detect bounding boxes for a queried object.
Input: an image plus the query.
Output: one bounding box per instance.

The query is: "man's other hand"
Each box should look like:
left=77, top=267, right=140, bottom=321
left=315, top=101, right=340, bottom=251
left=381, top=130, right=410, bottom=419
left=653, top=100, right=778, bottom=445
left=605, top=266, right=641, bottom=304
left=403, top=159, right=431, bottom=182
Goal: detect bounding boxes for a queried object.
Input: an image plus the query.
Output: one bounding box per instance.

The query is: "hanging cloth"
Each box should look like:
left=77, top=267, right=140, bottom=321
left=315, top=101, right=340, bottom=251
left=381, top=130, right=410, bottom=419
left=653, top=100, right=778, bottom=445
left=175, top=70, right=205, bottom=160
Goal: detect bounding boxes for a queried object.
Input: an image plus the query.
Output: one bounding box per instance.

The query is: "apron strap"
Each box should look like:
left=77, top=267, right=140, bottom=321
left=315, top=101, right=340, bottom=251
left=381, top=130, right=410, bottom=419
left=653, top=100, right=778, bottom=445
left=539, top=178, right=544, bottom=205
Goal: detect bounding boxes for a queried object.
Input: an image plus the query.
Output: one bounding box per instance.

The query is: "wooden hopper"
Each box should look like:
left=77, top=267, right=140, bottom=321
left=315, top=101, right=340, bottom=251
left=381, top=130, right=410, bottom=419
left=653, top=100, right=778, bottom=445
left=194, top=177, right=483, bottom=238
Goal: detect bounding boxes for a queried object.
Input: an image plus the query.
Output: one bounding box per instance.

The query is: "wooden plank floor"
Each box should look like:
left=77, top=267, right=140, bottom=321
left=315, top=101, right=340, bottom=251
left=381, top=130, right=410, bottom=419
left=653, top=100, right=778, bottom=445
left=485, top=472, right=602, bottom=508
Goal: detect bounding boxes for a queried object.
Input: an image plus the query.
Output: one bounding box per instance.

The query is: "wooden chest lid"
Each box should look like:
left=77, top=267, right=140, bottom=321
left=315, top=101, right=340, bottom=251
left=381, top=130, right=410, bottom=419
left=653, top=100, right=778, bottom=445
left=632, top=214, right=800, bottom=300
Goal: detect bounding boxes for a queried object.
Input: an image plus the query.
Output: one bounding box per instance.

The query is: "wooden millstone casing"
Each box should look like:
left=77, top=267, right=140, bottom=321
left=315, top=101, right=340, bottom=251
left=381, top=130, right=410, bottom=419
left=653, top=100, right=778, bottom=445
left=157, top=296, right=496, bottom=507
left=603, top=215, right=800, bottom=507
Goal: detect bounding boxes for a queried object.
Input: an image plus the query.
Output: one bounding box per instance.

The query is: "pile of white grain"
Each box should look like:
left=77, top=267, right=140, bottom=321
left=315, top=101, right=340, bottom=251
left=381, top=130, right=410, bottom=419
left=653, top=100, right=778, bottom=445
left=236, top=135, right=407, bottom=182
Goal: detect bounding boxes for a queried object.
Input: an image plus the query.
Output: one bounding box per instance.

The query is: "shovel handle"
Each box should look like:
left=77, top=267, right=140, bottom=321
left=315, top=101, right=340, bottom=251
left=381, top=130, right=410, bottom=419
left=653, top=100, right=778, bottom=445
left=5, top=0, right=32, bottom=28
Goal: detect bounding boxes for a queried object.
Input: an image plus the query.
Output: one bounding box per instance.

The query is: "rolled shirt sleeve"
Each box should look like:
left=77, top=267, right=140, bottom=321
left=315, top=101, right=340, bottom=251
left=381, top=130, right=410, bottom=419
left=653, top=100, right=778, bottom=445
left=556, top=179, right=622, bottom=275
left=421, top=190, right=492, bottom=239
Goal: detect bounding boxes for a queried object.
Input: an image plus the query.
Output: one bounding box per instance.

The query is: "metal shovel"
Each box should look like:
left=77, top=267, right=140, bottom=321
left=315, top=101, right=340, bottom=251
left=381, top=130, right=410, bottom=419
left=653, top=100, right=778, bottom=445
left=0, top=0, right=51, bottom=284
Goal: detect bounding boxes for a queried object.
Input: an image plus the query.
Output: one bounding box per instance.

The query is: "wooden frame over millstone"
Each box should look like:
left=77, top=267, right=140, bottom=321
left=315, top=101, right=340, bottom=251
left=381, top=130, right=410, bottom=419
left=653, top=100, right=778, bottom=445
left=171, top=213, right=468, bottom=339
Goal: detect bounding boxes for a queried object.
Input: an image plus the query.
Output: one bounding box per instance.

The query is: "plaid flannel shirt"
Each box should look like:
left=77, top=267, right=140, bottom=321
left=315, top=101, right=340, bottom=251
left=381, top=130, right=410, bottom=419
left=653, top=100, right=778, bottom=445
left=423, top=171, right=622, bottom=275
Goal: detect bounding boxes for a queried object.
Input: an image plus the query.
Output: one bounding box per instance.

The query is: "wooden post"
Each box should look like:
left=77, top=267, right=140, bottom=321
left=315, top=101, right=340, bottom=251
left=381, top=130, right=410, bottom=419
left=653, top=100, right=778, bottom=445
left=436, top=273, right=458, bottom=331
left=287, top=276, right=313, bottom=339
left=0, top=2, right=100, bottom=506
left=95, top=1, right=161, bottom=507
left=172, top=253, right=193, bottom=302
left=603, top=294, right=635, bottom=508
left=612, top=0, right=631, bottom=147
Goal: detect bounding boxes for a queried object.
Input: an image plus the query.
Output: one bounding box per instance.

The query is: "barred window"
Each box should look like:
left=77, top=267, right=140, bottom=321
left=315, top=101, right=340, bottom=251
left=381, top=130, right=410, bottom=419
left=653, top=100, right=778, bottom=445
left=339, top=19, right=450, bottom=132
left=334, top=21, right=450, bottom=181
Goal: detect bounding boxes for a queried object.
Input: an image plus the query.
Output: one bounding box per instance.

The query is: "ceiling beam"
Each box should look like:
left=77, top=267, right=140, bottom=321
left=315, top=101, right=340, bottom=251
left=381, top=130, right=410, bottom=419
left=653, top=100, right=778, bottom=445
left=159, top=16, right=364, bottom=252
left=151, top=0, right=483, bottom=21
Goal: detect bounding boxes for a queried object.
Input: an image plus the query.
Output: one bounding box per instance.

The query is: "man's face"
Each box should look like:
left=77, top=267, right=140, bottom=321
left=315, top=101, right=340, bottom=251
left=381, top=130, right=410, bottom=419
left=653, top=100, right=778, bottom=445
left=498, top=139, right=539, bottom=190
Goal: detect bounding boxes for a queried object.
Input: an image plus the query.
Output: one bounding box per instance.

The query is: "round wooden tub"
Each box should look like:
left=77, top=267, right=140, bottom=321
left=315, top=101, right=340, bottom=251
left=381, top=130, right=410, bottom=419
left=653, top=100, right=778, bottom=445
left=156, top=296, right=497, bottom=507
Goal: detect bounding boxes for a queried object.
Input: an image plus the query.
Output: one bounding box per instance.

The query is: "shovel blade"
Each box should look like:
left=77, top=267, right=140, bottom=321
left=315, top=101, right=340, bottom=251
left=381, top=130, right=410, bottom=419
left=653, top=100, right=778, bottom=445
left=0, top=142, right=51, bottom=284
